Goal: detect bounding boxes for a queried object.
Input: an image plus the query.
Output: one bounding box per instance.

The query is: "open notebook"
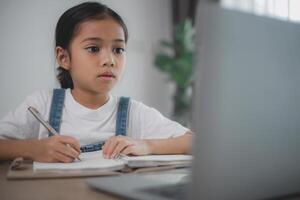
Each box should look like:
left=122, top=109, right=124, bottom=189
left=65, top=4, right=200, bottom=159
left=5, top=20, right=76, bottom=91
left=33, top=150, right=193, bottom=171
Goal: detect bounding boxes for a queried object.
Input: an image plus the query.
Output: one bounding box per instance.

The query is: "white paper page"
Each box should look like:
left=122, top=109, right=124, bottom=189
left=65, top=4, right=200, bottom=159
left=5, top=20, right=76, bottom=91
left=33, top=150, right=124, bottom=171
left=123, top=154, right=193, bottom=162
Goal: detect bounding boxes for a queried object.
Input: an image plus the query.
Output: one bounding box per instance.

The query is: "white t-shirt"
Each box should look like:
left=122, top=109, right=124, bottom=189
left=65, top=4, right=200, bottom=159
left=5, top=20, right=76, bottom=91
left=0, top=89, right=188, bottom=145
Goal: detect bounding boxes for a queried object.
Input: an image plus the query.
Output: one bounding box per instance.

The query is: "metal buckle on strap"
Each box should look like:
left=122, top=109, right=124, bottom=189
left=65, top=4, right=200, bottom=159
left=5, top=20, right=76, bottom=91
left=80, top=141, right=105, bottom=153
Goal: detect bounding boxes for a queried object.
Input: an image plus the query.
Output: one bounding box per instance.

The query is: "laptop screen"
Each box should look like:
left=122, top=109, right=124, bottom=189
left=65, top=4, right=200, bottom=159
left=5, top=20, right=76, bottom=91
left=190, top=1, right=300, bottom=199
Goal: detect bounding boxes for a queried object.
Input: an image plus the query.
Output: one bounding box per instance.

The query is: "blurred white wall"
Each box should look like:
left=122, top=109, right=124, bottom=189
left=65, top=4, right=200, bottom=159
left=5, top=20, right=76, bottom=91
left=0, top=0, right=174, bottom=118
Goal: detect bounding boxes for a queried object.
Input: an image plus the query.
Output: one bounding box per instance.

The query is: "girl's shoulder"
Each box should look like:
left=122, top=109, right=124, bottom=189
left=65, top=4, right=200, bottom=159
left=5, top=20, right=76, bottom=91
left=23, top=89, right=53, bottom=111
left=120, top=97, right=146, bottom=110
left=124, top=97, right=161, bottom=116
left=25, top=89, right=52, bottom=103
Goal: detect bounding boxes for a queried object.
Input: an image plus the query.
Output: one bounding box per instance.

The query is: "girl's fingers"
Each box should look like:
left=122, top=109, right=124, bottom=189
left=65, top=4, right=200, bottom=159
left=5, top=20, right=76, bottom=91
left=104, top=139, right=119, bottom=158
left=121, top=145, right=135, bottom=155
left=111, top=141, right=133, bottom=158
left=56, top=142, right=80, bottom=159
left=102, top=138, right=112, bottom=155
left=58, top=135, right=81, bottom=153
left=53, top=151, right=74, bottom=163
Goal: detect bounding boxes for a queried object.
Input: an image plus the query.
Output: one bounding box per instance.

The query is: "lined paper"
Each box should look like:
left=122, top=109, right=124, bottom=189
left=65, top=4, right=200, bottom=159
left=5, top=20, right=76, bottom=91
left=33, top=150, right=124, bottom=171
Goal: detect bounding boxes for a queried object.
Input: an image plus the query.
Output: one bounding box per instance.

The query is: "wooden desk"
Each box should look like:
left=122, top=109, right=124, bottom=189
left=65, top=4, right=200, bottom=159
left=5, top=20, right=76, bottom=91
left=3, top=161, right=298, bottom=200
left=0, top=161, right=120, bottom=200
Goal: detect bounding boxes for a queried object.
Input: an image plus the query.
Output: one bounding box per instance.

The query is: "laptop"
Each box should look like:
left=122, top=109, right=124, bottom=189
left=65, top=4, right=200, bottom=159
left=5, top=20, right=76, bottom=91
left=87, top=1, right=300, bottom=200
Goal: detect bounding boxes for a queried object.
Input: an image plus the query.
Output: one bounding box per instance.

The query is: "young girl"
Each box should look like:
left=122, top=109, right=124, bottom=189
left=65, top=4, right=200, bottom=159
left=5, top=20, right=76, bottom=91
left=0, top=2, right=192, bottom=163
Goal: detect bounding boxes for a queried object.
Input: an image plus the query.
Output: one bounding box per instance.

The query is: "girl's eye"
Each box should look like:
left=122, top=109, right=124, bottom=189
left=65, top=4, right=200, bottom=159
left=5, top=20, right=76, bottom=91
left=86, top=46, right=100, bottom=53
left=113, top=48, right=125, bottom=54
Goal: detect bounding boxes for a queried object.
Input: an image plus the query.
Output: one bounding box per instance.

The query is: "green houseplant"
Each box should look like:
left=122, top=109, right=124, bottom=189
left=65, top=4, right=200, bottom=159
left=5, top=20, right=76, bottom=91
left=154, top=19, right=195, bottom=126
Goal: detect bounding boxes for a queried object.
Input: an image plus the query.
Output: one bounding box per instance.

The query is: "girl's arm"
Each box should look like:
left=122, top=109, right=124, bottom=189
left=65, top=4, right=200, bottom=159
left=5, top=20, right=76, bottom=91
left=102, top=131, right=193, bottom=159
left=0, top=135, right=81, bottom=162
left=144, top=131, right=193, bottom=155
left=0, top=139, right=35, bottom=161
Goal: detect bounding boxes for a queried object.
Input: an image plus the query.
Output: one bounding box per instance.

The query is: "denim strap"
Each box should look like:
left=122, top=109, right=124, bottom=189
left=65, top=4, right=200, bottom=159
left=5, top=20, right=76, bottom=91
left=115, top=97, right=130, bottom=136
left=81, top=97, right=130, bottom=152
left=49, top=90, right=131, bottom=152
left=48, top=89, right=65, bottom=136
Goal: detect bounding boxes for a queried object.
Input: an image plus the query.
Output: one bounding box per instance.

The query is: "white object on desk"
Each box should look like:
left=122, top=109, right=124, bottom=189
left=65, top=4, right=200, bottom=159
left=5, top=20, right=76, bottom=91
left=33, top=150, right=193, bottom=171
left=122, top=154, right=193, bottom=168
left=33, top=150, right=124, bottom=171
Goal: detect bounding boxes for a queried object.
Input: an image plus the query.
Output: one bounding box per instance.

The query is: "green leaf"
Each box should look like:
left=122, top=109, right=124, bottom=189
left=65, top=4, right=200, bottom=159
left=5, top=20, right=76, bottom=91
left=160, top=41, right=174, bottom=49
left=153, top=18, right=196, bottom=123
left=154, top=54, right=174, bottom=72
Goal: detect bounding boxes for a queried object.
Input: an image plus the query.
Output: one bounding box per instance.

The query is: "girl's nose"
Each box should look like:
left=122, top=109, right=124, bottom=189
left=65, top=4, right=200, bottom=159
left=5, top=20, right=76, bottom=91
left=101, top=50, right=115, bottom=67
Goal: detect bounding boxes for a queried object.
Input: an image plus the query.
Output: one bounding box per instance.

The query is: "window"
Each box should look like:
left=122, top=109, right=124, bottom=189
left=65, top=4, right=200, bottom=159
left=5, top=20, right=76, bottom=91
left=221, top=0, right=300, bottom=23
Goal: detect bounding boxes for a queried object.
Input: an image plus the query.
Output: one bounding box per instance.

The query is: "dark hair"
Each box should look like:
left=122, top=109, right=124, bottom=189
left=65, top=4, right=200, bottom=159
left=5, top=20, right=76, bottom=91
left=55, top=2, right=128, bottom=89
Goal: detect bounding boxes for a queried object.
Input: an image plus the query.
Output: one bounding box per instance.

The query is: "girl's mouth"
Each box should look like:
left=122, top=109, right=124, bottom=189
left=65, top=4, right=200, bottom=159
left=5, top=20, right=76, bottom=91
left=97, top=73, right=115, bottom=81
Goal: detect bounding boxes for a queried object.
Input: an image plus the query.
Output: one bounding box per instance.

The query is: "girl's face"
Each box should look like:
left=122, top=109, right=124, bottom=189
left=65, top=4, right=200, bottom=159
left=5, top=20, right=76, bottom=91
left=62, top=18, right=126, bottom=95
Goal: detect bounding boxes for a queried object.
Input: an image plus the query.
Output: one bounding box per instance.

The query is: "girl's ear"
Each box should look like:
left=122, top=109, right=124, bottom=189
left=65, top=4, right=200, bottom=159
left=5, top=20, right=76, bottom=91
left=56, top=46, right=71, bottom=70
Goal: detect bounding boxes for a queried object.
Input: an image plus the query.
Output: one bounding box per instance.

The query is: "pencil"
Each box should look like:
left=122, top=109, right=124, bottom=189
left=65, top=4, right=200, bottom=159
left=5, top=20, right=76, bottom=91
left=28, top=106, right=81, bottom=161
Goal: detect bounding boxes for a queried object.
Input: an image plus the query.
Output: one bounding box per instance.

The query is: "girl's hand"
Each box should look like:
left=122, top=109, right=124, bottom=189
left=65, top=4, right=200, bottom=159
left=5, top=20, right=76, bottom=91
left=102, top=136, right=151, bottom=159
left=30, top=135, right=81, bottom=163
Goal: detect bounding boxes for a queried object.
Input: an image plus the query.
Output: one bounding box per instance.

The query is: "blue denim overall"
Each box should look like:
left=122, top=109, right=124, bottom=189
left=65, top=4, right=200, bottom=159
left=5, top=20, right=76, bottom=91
left=48, top=89, right=130, bottom=153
